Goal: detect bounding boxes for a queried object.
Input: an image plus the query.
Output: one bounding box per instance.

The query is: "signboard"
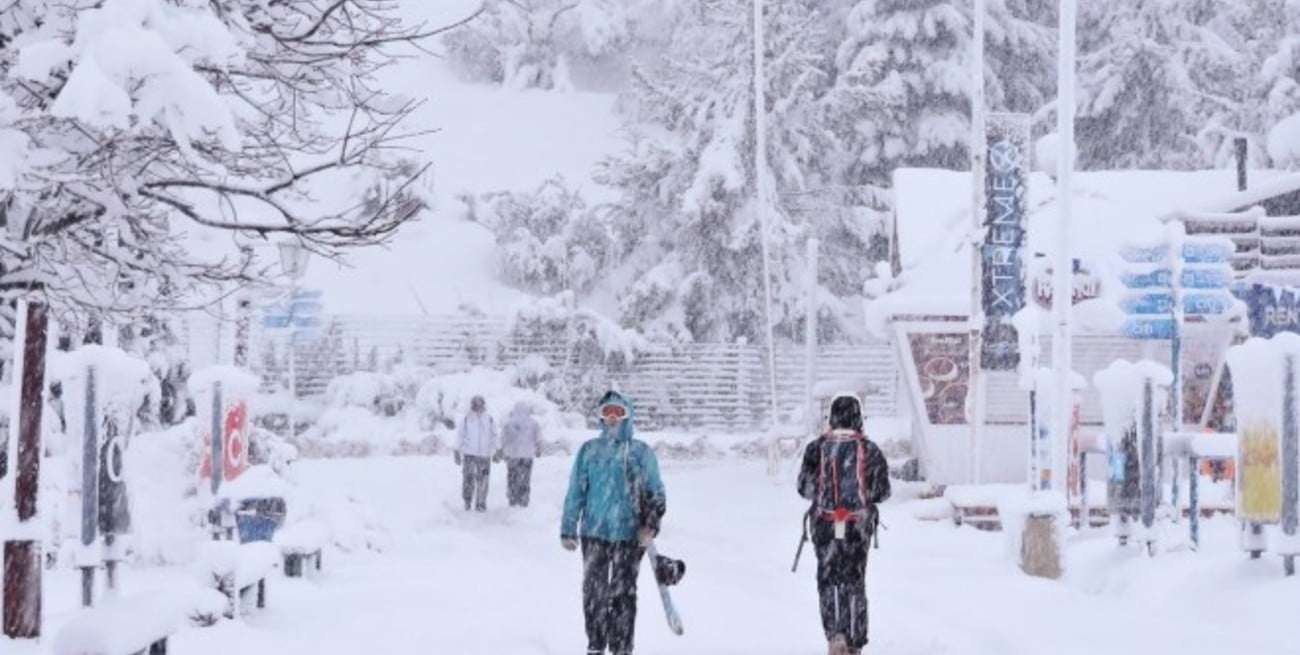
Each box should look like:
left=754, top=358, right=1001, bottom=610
left=1121, top=269, right=1172, bottom=289
left=907, top=332, right=970, bottom=425
left=1242, top=283, right=1300, bottom=338
left=1031, top=259, right=1101, bottom=309
left=1238, top=419, right=1282, bottom=522
left=199, top=401, right=251, bottom=483
left=1121, top=317, right=1176, bottom=340
left=260, top=287, right=324, bottom=331
left=980, top=113, right=1031, bottom=370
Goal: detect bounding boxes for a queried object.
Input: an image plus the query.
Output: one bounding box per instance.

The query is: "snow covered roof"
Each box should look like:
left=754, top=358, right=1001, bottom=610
left=876, top=167, right=1290, bottom=333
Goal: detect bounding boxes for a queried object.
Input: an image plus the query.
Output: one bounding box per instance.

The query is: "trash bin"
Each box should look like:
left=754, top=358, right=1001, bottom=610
left=234, top=497, right=287, bottom=543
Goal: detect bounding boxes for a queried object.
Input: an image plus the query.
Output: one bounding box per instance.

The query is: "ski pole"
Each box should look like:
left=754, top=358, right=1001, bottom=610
left=791, top=508, right=811, bottom=572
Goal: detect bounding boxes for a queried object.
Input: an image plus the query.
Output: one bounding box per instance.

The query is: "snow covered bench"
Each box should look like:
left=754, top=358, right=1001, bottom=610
left=199, top=541, right=279, bottom=618
left=53, top=592, right=187, bottom=655
left=273, top=520, right=327, bottom=578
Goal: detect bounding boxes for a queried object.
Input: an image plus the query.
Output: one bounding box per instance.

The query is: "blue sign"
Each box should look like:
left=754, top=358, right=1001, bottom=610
left=1182, top=241, right=1233, bottom=264
left=1183, top=293, right=1233, bottom=315
left=1120, top=245, right=1170, bottom=264
left=1121, top=292, right=1174, bottom=315
left=1122, top=269, right=1172, bottom=289
left=262, top=315, right=291, bottom=329
left=1181, top=268, right=1232, bottom=289
left=1242, top=283, right=1300, bottom=338
left=289, top=300, right=324, bottom=316
left=1121, top=318, right=1177, bottom=340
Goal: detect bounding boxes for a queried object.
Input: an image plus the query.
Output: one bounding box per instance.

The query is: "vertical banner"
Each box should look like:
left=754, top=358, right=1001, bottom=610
left=980, top=113, right=1031, bottom=370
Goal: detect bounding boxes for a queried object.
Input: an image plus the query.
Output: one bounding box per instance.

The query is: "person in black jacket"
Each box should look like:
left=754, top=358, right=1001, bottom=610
left=797, top=394, right=891, bottom=655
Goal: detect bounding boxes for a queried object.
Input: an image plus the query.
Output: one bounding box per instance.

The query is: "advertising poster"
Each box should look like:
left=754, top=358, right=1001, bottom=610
left=907, top=332, right=971, bottom=425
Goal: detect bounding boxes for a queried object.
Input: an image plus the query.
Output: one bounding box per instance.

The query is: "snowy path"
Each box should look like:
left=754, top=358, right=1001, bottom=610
left=35, top=455, right=1297, bottom=654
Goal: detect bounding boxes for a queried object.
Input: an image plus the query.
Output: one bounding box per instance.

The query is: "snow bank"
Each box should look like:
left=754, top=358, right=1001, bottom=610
left=1092, top=360, right=1173, bottom=448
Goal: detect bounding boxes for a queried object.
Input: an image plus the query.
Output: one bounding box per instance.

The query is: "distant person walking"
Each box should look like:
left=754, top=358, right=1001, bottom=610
left=500, top=401, right=543, bottom=507
left=797, top=394, right=891, bottom=655
left=561, top=391, right=666, bottom=655
left=455, top=395, right=498, bottom=512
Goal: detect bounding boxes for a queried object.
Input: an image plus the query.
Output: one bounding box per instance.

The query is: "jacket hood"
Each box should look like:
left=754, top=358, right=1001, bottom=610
left=509, top=401, right=532, bottom=420
left=596, top=390, right=636, bottom=442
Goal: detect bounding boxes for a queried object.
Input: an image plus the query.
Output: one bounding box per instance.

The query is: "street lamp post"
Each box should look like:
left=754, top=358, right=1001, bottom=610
left=278, top=240, right=310, bottom=438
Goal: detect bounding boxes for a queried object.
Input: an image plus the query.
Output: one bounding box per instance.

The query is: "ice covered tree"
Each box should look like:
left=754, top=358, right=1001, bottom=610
left=0, top=0, right=462, bottom=346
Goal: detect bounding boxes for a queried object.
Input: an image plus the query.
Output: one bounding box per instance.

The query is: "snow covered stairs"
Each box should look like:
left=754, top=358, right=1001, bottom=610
left=274, top=520, right=327, bottom=578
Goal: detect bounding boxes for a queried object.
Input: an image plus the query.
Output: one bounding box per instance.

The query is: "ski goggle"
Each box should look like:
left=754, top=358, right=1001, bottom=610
left=600, top=404, right=628, bottom=421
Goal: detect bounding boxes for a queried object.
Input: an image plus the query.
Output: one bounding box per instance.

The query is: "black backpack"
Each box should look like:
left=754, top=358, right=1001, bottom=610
left=813, top=432, right=876, bottom=523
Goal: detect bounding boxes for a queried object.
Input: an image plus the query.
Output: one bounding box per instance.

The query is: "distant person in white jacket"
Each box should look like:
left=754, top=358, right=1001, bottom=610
left=455, top=395, right=498, bottom=512
left=500, top=401, right=543, bottom=507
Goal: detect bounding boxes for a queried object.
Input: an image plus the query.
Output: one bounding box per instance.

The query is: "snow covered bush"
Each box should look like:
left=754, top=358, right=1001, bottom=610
left=480, top=177, right=613, bottom=296
left=442, top=0, right=656, bottom=89
left=509, top=293, right=645, bottom=411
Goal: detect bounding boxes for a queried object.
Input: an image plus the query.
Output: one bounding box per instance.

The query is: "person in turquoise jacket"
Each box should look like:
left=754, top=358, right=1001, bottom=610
left=561, top=390, right=666, bottom=655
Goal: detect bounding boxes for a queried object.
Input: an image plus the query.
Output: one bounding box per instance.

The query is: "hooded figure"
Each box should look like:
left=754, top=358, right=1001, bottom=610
left=561, top=390, right=666, bottom=655
left=500, top=401, right=542, bottom=507
left=797, top=393, right=891, bottom=655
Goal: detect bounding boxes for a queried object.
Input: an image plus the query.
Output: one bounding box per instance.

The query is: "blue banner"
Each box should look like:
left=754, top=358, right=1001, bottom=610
left=980, top=114, right=1031, bottom=370
left=1120, top=292, right=1174, bottom=315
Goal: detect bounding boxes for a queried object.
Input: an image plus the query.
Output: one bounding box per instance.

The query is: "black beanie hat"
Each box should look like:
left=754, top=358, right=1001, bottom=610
left=829, top=394, right=863, bottom=431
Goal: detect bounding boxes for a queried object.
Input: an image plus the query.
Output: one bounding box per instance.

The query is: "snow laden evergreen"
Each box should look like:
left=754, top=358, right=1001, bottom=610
left=1076, top=1, right=1241, bottom=168
left=827, top=0, right=972, bottom=183
left=0, top=0, right=448, bottom=344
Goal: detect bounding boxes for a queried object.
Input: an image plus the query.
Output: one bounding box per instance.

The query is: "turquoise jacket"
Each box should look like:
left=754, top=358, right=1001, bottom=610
left=561, top=391, right=666, bottom=542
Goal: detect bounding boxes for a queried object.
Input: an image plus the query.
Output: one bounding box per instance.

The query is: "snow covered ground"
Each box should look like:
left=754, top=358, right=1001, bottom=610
left=26, top=452, right=1299, bottom=655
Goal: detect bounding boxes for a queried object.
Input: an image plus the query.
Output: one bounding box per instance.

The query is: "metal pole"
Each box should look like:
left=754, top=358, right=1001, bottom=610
left=804, top=238, right=819, bottom=437
left=288, top=280, right=298, bottom=440
left=1141, top=378, right=1157, bottom=551
left=81, top=365, right=98, bottom=607
left=211, top=381, right=223, bottom=498
left=1169, top=227, right=1184, bottom=523
left=1283, top=353, right=1298, bottom=574
left=1051, top=0, right=1077, bottom=494
left=969, top=0, right=988, bottom=485
left=4, top=301, right=47, bottom=639
left=753, top=0, right=780, bottom=430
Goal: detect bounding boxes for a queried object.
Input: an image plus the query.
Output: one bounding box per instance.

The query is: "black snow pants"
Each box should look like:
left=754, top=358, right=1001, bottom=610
left=581, top=538, right=645, bottom=654
left=812, top=519, right=872, bottom=651
left=506, top=458, right=534, bottom=507
left=461, top=455, right=491, bottom=511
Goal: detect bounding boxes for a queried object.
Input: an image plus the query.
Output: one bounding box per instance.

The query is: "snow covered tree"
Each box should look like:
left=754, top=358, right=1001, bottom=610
left=1076, top=0, right=1245, bottom=169
left=0, top=0, right=460, bottom=344
left=826, top=0, right=971, bottom=186
left=596, top=0, right=849, bottom=343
